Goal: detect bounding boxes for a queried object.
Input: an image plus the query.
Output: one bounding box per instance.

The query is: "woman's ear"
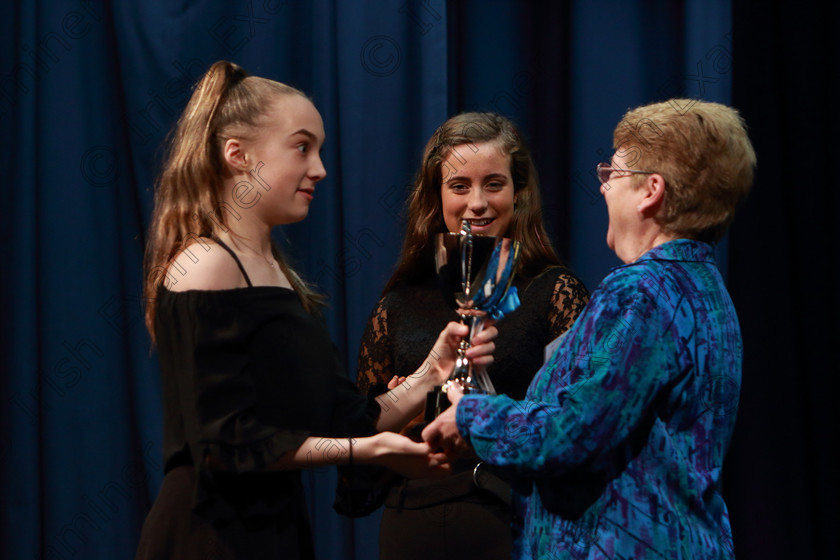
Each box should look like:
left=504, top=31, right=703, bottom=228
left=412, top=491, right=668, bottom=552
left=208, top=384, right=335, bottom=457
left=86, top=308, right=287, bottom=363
left=222, top=137, right=249, bottom=173
left=638, top=173, right=666, bottom=216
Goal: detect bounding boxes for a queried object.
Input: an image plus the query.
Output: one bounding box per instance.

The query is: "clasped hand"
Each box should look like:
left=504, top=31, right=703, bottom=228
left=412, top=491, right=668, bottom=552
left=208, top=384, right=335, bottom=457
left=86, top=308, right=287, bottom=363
left=381, top=321, right=492, bottom=475
left=421, top=382, right=470, bottom=457
left=380, top=383, right=472, bottom=478
left=420, top=321, right=490, bottom=460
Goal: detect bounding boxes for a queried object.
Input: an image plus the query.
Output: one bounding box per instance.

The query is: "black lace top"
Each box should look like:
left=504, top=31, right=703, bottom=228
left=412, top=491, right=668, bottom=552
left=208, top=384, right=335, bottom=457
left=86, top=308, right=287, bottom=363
left=357, top=267, right=590, bottom=403
left=335, top=267, right=589, bottom=517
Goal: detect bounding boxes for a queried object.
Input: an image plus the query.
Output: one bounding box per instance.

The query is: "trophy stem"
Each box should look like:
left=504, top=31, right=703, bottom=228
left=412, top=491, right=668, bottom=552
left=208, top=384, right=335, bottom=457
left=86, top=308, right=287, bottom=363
left=427, top=225, right=517, bottom=419
left=465, top=315, right=497, bottom=395
left=446, top=314, right=497, bottom=395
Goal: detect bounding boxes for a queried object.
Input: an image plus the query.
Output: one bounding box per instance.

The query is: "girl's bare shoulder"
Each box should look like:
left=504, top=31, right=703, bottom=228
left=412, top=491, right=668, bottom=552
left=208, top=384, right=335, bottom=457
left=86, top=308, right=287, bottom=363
left=164, top=237, right=246, bottom=292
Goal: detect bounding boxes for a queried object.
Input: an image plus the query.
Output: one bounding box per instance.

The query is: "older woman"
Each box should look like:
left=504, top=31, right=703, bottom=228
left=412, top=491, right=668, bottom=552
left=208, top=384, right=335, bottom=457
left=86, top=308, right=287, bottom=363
left=423, top=99, right=756, bottom=559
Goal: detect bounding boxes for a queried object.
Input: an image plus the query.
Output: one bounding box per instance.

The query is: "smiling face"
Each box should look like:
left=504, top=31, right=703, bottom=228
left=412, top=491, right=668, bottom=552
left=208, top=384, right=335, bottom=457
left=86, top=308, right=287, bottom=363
left=241, top=94, right=327, bottom=226
left=440, top=141, right=515, bottom=237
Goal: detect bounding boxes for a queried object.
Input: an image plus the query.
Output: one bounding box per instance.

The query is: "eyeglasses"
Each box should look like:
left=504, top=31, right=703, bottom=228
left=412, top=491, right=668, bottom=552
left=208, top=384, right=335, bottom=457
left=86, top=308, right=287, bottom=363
left=596, top=162, right=656, bottom=185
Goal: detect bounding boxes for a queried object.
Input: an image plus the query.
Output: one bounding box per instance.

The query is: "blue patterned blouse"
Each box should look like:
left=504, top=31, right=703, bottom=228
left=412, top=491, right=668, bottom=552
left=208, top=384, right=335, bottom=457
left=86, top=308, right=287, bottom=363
left=456, top=239, right=740, bottom=559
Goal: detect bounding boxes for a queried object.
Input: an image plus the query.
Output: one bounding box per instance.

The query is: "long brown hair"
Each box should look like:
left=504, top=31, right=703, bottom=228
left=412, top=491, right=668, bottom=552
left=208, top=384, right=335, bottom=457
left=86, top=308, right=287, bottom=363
left=143, top=60, right=323, bottom=342
left=384, top=112, right=561, bottom=293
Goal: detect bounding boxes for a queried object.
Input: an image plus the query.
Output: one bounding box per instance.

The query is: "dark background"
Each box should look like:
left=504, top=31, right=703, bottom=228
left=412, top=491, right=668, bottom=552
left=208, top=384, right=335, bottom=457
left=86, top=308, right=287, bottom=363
left=1, top=1, right=836, bottom=559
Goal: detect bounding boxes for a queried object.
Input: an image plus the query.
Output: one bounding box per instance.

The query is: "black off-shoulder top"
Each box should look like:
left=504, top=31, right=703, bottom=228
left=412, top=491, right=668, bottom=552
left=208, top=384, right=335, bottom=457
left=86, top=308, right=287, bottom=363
left=155, top=284, right=379, bottom=521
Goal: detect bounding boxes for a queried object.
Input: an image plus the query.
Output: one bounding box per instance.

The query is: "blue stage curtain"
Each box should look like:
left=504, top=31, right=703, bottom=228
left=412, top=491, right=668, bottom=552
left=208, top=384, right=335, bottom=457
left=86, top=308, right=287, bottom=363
left=563, top=0, right=733, bottom=287
left=4, top=1, right=836, bottom=560
left=725, top=2, right=840, bottom=558
left=446, top=0, right=732, bottom=286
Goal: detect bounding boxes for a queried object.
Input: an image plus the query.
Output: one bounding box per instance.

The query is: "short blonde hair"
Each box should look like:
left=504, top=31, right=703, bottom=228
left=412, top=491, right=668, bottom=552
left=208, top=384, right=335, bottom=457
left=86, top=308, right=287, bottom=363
left=613, top=99, right=756, bottom=243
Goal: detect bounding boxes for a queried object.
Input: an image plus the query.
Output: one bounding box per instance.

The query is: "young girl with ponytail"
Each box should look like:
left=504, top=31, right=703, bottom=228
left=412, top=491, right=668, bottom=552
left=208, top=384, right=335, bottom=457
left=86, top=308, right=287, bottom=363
left=135, top=61, right=496, bottom=560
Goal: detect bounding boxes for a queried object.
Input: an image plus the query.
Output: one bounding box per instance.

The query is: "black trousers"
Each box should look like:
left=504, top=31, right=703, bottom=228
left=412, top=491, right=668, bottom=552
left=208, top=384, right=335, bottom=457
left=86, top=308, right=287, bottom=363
left=379, top=473, right=513, bottom=560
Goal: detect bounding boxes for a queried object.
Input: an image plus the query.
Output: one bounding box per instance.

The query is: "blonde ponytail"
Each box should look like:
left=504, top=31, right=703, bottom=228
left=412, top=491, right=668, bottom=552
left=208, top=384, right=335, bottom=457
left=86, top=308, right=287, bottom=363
left=144, top=61, right=323, bottom=343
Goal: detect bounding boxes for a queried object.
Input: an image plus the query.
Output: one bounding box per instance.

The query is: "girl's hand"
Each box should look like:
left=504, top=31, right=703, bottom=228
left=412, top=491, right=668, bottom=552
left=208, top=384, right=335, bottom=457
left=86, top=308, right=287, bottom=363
left=369, top=431, right=451, bottom=479
left=421, top=383, right=470, bottom=457
left=386, top=376, right=408, bottom=390
left=427, top=321, right=497, bottom=384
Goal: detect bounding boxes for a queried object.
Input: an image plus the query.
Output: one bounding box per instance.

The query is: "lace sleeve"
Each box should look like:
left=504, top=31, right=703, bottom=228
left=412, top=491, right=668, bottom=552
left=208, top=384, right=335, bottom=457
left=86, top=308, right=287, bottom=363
left=547, top=271, right=590, bottom=339
left=336, top=295, right=400, bottom=518
left=356, top=295, right=394, bottom=397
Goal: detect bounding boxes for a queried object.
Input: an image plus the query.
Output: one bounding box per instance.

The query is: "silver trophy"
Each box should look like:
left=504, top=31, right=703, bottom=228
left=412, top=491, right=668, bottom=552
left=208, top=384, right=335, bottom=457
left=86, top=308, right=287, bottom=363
left=425, top=220, right=521, bottom=420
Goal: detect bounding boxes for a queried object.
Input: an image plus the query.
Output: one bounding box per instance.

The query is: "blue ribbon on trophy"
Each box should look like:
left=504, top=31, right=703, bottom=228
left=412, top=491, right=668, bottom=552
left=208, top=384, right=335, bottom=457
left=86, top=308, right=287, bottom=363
left=425, top=220, right=522, bottom=420
left=472, top=242, right=521, bottom=320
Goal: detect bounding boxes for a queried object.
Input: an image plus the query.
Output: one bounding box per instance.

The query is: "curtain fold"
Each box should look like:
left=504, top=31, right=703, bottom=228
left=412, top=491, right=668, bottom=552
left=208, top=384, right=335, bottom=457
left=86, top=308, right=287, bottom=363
left=726, top=2, right=840, bottom=558
left=3, top=1, right=835, bottom=559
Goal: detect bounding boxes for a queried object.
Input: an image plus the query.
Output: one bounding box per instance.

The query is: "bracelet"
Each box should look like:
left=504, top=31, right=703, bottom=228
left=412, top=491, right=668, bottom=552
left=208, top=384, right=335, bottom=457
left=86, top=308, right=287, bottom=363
left=472, top=461, right=484, bottom=487
left=347, top=437, right=353, bottom=466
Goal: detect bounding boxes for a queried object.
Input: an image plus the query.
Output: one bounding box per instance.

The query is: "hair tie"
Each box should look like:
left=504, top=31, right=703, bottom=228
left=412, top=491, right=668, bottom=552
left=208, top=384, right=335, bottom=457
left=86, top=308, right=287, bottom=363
left=226, top=63, right=248, bottom=89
